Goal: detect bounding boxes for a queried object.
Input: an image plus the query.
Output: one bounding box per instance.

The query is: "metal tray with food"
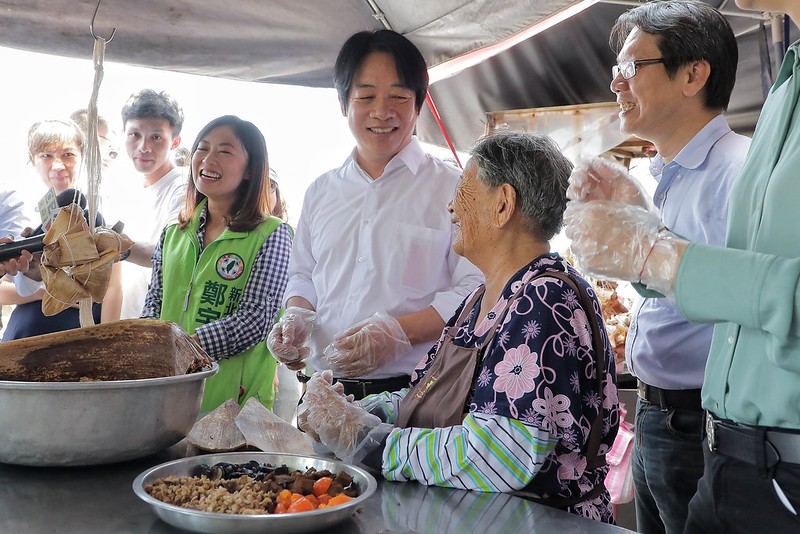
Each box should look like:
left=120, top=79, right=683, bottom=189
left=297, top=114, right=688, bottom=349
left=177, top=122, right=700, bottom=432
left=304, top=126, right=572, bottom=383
left=132, top=451, right=378, bottom=534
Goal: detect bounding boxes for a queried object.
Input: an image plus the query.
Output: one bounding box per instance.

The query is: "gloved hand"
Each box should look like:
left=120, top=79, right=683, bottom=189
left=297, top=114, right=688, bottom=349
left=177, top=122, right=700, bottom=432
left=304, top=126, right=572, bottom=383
left=324, top=312, right=412, bottom=378
left=567, top=156, right=654, bottom=211
left=299, top=371, right=393, bottom=464
left=267, top=306, right=318, bottom=371
left=297, top=370, right=353, bottom=442
left=564, top=200, right=685, bottom=297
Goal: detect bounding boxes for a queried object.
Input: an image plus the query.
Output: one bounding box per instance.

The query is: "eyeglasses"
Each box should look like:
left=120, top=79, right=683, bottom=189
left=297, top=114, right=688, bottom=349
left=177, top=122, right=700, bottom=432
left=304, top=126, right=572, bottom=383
left=612, top=58, right=665, bottom=80
left=269, top=179, right=277, bottom=193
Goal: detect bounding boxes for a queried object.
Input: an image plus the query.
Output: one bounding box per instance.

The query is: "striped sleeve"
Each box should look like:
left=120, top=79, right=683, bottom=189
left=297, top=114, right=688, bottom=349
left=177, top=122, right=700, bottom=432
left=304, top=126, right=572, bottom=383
left=382, top=412, right=557, bottom=492
left=358, top=389, right=408, bottom=424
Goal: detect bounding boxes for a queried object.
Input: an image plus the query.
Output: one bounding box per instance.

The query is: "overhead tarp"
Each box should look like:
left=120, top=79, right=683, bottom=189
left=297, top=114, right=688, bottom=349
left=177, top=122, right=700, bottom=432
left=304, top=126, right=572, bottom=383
left=0, top=0, right=582, bottom=87
left=419, top=1, right=799, bottom=151
left=0, top=0, right=794, bottom=152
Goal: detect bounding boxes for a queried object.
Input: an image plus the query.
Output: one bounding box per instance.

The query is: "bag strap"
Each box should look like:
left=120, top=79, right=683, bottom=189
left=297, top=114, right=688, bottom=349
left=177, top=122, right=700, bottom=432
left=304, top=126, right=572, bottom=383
left=544, top=270, right=607, bottom=469
left=510, top=269, right=610, bottom=510
left=462, top=271, right=540, bottom=406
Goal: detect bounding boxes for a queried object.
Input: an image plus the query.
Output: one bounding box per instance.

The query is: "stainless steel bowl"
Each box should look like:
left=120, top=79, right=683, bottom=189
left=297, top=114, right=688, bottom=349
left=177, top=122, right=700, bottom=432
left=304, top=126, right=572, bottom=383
left=0, top=363, right=218, bottom=466
left=133, top=452, right=378, bottom=534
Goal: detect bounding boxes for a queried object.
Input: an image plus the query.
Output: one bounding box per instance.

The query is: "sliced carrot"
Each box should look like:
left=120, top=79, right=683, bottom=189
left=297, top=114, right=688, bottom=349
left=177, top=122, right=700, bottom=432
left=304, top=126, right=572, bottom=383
left=305, top=494, right=319, bottom=507
left=274, top=503, right=288, bottom=514
left=276, top=489, right=292, bottom=506
left=327, top=493, right=354, bottom=507
left=287, top=496, right=315, bottom=513
left=317, top=493, right=331, bottom=505
left=313, top=477, right=333, bottom=497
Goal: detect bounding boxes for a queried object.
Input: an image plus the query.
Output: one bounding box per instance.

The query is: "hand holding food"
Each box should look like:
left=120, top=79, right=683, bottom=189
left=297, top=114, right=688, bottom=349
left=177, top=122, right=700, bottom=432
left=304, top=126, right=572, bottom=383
left=299, top=372, right=390, bottom=464
left=267, top=306, right=318, bottom=370
left=297, top=370, right=353, bottom=441
left=323, top=312, right=411, bottom=378
left=564, top=200, right=685, bottom=297
left=567, top=156, right=654, bottom=211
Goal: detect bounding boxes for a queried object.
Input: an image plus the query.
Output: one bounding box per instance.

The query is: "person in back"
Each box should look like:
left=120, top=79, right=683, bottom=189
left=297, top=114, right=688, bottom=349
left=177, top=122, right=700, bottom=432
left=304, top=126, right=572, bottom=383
left=116, top=89, right=186, bottom=319
left=3, top=119, right=109, bottom=339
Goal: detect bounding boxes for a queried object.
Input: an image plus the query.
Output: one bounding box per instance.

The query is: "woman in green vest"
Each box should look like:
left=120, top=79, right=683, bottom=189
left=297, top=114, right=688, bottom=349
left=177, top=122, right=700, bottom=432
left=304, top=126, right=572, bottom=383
left=142, top=115, right=292, bottom=412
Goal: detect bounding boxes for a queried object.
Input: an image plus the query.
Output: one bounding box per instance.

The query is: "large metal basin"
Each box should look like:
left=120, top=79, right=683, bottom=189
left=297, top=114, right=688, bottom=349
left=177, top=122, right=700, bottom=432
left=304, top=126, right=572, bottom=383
left=0, top=362, right=218, bottom=466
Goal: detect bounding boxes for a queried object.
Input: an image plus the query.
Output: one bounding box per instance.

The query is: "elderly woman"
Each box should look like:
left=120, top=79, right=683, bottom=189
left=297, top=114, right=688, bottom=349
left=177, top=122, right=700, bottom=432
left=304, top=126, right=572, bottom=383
left=299, top=131, right=620, bottom=523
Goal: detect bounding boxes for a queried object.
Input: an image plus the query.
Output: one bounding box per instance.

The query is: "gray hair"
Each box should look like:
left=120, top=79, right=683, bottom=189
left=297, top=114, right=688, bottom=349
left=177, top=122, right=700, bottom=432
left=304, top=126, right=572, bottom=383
left=468, top=131, right=572, bottom=240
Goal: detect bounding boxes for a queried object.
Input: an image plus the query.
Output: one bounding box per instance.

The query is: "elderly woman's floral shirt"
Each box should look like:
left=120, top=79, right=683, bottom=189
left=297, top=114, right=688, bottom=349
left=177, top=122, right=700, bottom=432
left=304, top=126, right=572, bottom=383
left=370, top=253, right=620, bottom=524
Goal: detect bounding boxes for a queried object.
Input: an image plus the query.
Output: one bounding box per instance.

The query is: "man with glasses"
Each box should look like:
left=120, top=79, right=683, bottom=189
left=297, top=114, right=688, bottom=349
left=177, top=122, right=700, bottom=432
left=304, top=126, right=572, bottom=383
left=603, top=2, right=749, bottom=533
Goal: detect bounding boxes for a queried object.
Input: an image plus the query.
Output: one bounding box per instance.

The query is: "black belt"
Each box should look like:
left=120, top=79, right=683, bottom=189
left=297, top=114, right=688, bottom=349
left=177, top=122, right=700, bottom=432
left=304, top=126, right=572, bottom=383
left=706, top=413, right=800, bottom=466
left=637, top=380, right=702, bottom=411
left=335, top=375, right=411, bottom=400
left=296, top=372, right=411, bottom=400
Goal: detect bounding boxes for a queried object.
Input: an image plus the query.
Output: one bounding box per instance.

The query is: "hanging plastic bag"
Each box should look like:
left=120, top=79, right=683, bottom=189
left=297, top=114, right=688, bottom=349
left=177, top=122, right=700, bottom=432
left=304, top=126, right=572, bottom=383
left=605, top=415, right=635, bottom=504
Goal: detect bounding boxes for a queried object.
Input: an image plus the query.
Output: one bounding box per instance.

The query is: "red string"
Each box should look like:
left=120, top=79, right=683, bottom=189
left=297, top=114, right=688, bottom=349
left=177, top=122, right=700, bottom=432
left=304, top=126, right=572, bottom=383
left=425, top=91, right=462, bottom=169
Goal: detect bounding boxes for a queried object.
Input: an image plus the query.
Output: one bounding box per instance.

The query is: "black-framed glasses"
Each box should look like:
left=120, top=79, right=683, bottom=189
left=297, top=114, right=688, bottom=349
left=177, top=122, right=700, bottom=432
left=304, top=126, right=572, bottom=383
left=612, top=58, right=665, bottom=80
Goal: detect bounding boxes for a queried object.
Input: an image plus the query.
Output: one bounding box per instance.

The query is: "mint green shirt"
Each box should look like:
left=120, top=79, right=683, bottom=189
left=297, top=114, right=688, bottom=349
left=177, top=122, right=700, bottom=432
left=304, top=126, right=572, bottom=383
left=675, top=42, right=800, bottom=429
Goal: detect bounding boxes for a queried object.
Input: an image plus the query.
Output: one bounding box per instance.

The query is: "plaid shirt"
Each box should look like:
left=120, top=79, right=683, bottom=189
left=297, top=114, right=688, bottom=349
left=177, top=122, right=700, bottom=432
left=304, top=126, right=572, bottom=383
left=142, top=208, right=292, bottom=360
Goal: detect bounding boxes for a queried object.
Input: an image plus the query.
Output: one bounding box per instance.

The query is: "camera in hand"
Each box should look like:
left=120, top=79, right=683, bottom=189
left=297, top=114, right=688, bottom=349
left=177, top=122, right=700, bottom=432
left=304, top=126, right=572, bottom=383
left=0, top=189, right=96, bottom=262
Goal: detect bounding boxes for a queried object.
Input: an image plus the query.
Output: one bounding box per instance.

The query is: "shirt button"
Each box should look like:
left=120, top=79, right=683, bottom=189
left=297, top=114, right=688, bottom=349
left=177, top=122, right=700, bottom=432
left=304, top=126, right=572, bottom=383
left=658, top=193, right=665, bottom=201
left=727, top=336, right=734, bottom=344
left=357, top=256, right=364, bottom=262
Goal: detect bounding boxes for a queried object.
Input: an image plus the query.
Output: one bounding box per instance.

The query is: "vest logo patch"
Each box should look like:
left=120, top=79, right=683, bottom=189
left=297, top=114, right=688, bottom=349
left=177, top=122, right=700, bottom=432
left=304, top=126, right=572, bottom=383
left=217, top=253, right=245, bottom=280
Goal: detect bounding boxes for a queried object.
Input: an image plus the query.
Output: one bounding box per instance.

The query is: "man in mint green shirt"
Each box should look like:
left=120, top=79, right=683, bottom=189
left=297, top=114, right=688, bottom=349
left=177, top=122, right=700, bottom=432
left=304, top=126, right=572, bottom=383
left=564, top=1, right=800, bottom=530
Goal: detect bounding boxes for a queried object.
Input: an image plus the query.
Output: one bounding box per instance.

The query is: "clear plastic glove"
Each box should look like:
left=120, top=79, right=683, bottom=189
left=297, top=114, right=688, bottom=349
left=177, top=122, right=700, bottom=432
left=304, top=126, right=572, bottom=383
left=297, top=370, right=353, bottom=441
left=564, top=200, right=685, bottom=297
left=300, top=372, right=392, bottom=464
left=267, top=306, right=318, bottom=370
left=324, top=312, right=412, bottom=378
left=567, top=156, right=654, bottom=211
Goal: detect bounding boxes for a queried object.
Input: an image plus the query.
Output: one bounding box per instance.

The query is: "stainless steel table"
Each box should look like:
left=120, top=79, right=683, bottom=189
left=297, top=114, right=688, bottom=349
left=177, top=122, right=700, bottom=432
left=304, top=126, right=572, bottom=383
left=0, top=444, right=634, bottom=533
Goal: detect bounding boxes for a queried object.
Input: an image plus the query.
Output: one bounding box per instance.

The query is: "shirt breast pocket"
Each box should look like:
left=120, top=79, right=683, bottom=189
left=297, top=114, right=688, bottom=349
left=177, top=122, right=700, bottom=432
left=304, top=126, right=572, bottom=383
left=396, top=223, right=452, bottom=296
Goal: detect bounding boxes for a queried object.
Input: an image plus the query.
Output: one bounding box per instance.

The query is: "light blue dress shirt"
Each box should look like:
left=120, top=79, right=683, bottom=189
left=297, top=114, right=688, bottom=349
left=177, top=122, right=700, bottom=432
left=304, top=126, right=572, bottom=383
left=627, top=114, right=750, bottom=389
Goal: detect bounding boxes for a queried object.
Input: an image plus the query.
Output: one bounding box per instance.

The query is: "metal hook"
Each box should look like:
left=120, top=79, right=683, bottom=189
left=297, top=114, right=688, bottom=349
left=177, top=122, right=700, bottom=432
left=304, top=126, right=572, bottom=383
left=90, top=0, right=116, bottom=42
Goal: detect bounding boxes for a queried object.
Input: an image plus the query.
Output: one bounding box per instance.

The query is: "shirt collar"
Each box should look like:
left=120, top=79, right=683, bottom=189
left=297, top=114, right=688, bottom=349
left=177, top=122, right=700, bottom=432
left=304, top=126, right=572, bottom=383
left=651, top=114, right=732, bottom=175
left=344, top=136, right=425, bottom=181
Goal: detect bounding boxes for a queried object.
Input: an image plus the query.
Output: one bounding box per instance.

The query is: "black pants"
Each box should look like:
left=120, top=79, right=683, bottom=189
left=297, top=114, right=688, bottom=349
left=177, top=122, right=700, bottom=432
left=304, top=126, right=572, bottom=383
left=685, top=447, right=800, bottom=532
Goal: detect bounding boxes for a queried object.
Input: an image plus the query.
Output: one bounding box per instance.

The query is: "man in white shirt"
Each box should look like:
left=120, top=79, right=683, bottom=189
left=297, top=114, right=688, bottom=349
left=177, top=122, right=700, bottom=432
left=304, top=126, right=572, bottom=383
left=269, top=30, right=483, bottom=399
left=117, top=89, right=186, bottom=319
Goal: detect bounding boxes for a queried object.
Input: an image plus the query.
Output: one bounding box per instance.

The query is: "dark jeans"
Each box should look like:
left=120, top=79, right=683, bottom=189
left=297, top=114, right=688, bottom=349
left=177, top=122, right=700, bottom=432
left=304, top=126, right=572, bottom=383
left=685, top=443, right=800, bottom=533
left=633, top=399, right=705, bottom=534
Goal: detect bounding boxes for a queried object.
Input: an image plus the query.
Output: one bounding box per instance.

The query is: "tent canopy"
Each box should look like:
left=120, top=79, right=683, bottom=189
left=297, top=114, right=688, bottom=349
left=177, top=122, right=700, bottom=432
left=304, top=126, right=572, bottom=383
left=0, top=0, right=581, bottom=86
left=0, top=0, right=792, bottom=151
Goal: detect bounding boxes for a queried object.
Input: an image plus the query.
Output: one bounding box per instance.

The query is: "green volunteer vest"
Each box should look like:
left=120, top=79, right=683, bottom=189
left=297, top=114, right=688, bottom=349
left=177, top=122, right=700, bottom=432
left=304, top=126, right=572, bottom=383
left=160, top=199, right=283, bottom=413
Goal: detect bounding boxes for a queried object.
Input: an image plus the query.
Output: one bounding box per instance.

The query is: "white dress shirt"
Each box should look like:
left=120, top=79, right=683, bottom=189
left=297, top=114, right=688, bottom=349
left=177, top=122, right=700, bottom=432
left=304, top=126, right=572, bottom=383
left=285, top=138, right=483, bottom=378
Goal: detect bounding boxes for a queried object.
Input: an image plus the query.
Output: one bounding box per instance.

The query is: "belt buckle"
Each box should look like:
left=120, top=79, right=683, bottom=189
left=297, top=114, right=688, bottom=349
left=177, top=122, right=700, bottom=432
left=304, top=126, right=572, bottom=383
left=706, top=413, right=717, bottom=452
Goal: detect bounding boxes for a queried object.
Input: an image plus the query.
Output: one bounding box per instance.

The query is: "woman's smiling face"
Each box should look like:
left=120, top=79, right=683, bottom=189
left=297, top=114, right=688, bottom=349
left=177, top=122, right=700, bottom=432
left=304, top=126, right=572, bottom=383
left=191, top=125, right=248, bottom=204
